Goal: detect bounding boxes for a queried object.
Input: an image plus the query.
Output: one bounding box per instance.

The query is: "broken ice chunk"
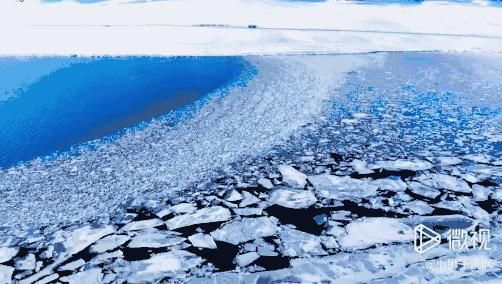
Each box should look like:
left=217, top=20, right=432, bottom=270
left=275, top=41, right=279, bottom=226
left=233, top=208, right=263, bottom=216
left=16, top=253, right=36, bottom=271
left=63, top=225, right=115, bottom=256
left=472, top=184, right=491, bottom=201
left=36, top=273, right=59, bottom=284
left=90, top=235, right=130, bottom=253
left=128, top=229, right=185, bottom=248
left=351, top=159, right=374, bottom=174
left=371, top=177, right=406, bottom=192
left=239, top=191, right=261, bottom=207
left=165, top=206, right=231, bottom=230
left=60, top=268, right=102, bottom=284
left=125, top=251, right=201, bottom=283
left=188, top=233, right=217, bottom=249
left=58, top=259, right=85, bottom=272
left=268, top=188, right=317, bottom=209
left=211, top=217, right=277, bottom=245
left=120, top=218, right=164, bottom=232
left=339, top=217, right=413, bottom=249
left=279, top=227, right=326, bottom=257
left=493, top=188, right=502, bottom=202
left=370, top=159, right=433, bottom=171
left=226, top=190, right=243, bottom=202
left=40, top=246, right=54, bottom=259
left=309, top=174, right=378, bottom=200
left=425, top=174, right=472, bottom=193
left=320, top=236, right=339, bottom=249
left=258, top=178, right=274, bottom=190
left=428, top=157, right=462, bottom=166
left=0, top=264, right=14, bottom=284
left=170, top=203, right=196, bottom=214
left=407, top=181, right=441, bottom=199
left=463, top=154, right=491, bottom=164
left=278, top=165, right=307, bottom=188
left=91, top=250, right=123, bottom=264
left=402, top=200, right=434, bottom=215
left=0, top=247, right=18, bottom=263
left=235, top=252, right=259, bottom=267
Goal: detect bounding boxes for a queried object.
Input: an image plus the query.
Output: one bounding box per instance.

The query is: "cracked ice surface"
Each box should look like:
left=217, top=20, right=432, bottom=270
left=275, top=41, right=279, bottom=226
left=0, top=55, right=371, bottom=232
left=0, top=53, right=500, bottom=283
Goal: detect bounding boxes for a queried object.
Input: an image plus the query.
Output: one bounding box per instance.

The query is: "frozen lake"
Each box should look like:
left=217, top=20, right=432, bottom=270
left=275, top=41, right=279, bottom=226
left=0, top=57, right=246, bottom=168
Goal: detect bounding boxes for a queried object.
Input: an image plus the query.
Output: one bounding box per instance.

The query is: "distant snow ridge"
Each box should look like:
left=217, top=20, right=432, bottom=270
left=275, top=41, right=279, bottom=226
left=0, top=54, right=373, bottom=232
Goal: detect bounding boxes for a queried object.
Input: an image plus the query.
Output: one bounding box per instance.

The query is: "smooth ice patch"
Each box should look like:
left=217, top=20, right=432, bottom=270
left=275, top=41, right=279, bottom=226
left=268, top=188, right=317, bottom=209
left=309, top=174, right=378, bottom=200
left=339, top=217, right=413, bottom=249
left=211, top=217, right=277, bottom=245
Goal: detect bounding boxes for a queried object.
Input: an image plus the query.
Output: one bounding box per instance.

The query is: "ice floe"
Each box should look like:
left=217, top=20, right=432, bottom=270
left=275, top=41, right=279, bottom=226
left=420, top=174, right=472, bottom=193
left=370, top=159, right=433, bottom=171
left=0, top=247, right=18, bottom=263
left=90, top=235, right=130, bottom=253
left=57, top=259, right=85, bottom=272
left=257, top=178, right=274, bottom=190
left=239, top=191, right=261, bottom=208
left=339, top=218, right=413, bottom=249
left=170, top=203, right=197, bottom=214
left=309, top=174, right=378, bottom=200
left=268, top=188, right=317, bottom=209
left=188, top=233, right=217, bottom=250
left=279, top=227, right=326, bottom=257
left=15, top=254, right=36, bottom=271
left=60, top=268, right=102, bottom=284
left=0, top=265, right=14, bottom=284
left=125, top=251, right=201, bottom=283
left=120, top=219, right=164, bottom=232
left=235, top=252, right=259, bottom=267
left=278, top=165, right=307, bottom=189
left=165, top=206, right=231, bottom=230
left=128, top=229, right=185, bottom=249
left=211, top=217, right=277, bottom=245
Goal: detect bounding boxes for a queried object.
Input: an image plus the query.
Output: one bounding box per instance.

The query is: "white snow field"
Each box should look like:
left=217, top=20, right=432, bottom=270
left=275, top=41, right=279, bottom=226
left=1, top=0, right=502, bottom=55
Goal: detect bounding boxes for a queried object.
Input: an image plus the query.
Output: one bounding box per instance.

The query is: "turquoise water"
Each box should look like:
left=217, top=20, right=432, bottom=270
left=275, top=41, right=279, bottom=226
left=0, top=57, right=246, bottom=168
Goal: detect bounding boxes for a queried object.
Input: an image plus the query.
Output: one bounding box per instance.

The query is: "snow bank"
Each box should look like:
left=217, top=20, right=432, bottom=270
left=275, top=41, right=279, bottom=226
left=1, top=0, right=501, bottom=55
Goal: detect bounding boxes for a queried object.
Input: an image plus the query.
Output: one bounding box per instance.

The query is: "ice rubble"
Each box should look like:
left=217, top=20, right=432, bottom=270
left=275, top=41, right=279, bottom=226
left=0, top=55, right=370, bottom=231
left=1, top=53, right=501, bottom=283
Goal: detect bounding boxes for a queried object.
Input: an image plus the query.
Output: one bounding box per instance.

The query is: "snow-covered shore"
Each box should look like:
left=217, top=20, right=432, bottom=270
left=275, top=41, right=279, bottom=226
left=1, top=0, right=502, bottom=55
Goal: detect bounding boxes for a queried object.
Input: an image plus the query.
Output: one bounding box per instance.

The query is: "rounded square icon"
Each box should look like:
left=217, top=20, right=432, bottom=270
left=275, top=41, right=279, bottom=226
left=414, top=224, right=441, bottom=254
